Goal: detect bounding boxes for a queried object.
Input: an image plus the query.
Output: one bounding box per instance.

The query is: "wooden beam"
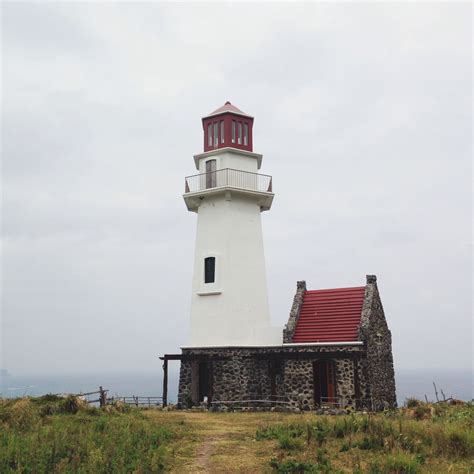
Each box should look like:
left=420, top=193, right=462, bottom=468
left=353, top=359, right=360, bottom=410
left=208, top=360, right=214, bottom=408
left=159, top=354, right=230, bottom=362
left=247, top=352, right=361, bottom=361
left=269, top=360, right=276, bottom=406
left=162, top=359, right=168, bottom=407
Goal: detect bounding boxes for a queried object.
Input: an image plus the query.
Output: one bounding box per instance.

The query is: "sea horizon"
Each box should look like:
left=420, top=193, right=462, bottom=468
left=1, top=367, right=472, bottom=406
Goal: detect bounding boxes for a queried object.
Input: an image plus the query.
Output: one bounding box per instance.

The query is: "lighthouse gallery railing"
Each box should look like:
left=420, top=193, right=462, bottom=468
left=185, top=168, right=272, bottom=194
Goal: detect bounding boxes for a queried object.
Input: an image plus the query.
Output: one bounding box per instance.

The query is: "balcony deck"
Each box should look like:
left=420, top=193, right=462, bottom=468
left=183, top=168, right=273, bottom=212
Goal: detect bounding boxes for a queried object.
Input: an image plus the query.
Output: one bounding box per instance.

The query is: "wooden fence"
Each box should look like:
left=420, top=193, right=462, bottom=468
left=76, top=387, right=162, bottom=408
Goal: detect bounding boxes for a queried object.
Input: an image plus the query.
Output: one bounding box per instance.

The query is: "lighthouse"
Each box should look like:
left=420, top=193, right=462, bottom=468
left=161, top=102, right=396, bottom=410
left=183, top=102, right=281, bottom=347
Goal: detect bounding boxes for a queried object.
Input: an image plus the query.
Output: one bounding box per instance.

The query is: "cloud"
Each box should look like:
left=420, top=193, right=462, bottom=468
left=1, top=2, right=471, bottom=375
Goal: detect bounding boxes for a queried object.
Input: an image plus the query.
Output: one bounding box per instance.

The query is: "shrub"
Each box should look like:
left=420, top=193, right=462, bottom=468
left=405, top=398, right=421, bottom=408
left=369, top=453, right=420, bottom=473
left=339, top=442, right=350, bottom=452
left=315, top=448, right=332, bottom=470
left=446, top=429, right=474, bottom=457
left=256, top=423, right=305, bottom=442
left=277, top=433, right=304, bottom=451
left=356, top=435, right=384, bottom=451
left=270, top=458, right=319, bottom=473
left=0, top=398, right=39, bottom=430
left=60, top=395, right=84, bottom=414
left=412, top=405, right=431, bottom=420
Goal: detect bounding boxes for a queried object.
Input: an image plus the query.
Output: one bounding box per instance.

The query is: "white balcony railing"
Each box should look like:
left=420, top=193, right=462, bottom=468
left=185, top=168, right=272, bottom=194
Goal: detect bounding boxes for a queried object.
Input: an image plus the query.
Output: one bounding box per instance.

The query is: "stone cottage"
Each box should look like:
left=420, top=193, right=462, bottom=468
left=166, top=274, right=396, bottom=411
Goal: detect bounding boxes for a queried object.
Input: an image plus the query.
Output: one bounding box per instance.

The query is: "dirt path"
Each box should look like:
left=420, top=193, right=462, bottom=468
left=146, top=411, right=293, bottom=473
left=194, top=435, right=218, bottom=471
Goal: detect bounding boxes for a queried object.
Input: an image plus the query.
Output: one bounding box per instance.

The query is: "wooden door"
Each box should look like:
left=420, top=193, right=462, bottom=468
left=198, top=362, right=209, bottom=402
left=313, top=360, right=336, bottom=406
left=326, top=362, right=336, bottom=403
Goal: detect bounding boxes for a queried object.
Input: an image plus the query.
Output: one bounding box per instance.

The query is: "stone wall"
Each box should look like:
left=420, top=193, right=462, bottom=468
left=178, top=344, right=366, bottom=410
left=359, top=275, right=397, bottom=409
left=283, top=281, right=306, bottom=343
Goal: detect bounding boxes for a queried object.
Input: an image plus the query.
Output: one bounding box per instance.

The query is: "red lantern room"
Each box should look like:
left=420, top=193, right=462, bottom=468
left=202, top=101, right=254, bottom=153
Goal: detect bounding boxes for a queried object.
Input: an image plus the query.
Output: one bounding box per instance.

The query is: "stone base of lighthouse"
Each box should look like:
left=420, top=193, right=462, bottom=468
left=176, top=344, right=373, bottom=411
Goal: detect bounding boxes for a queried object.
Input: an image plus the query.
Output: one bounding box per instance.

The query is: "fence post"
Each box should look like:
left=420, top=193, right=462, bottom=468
left=99, top=386, right=107, bottom=407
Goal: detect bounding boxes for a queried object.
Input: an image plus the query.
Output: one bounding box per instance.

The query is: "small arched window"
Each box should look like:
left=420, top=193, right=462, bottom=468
left=204, top=257, right=215, bottom=284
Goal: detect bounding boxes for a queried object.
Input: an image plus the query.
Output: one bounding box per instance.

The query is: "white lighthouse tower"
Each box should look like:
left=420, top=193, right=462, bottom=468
left=183, top=102, right=281, bottom=347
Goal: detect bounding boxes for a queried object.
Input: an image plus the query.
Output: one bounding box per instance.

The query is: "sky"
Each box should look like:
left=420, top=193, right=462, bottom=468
left=1, top=2, right=472, bottom=377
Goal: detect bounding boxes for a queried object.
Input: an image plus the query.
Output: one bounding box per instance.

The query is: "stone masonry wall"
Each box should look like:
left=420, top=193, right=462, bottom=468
left=359, top=275, right=397, bottom=409
left=283, top=281, right=306, bottom=343
left=178, top=345, right=366, bottom=410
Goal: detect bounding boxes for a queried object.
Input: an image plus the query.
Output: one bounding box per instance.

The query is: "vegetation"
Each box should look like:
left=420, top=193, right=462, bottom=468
left=0, top=396, right=472, bottom=473
left=0, top=395, right=172, bottom=473
left=255, top=400, right=474, bottom=473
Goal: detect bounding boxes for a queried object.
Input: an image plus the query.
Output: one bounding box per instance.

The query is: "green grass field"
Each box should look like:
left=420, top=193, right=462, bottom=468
left=1, top=395, right=473, bottom=473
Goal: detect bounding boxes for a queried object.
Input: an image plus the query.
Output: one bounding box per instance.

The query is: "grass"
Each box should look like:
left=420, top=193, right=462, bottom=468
left=0, top=395, right=173, bottom=473
left=252, top=400, right=474, bottom=473
left=1, top=397, right=472, bottom=473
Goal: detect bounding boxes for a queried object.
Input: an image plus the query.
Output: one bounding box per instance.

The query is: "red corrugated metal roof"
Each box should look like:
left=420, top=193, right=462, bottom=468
left=292, top=286, right=366, bottom=343
left=206, top=101, right=251, bottom=118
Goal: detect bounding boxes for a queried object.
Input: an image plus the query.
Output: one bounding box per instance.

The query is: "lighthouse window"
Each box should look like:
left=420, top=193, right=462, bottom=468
left=244, top=123, right=248, bottom=145
left=238, top=122, right=242, bottom=144
left=220, top=121, right=224, bottom=143
left=204, top=257, right=215, bottom=284
left=231, top=121, right=236, bottom=143
left=207, top=123, right=212, bottom=146
left=214, top=122, right=218, bottom=146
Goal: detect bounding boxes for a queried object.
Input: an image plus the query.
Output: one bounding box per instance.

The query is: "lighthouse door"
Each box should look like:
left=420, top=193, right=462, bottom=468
left=205, top=160, right=216, bottom=188
left=198, top=362, right=209, bottom=402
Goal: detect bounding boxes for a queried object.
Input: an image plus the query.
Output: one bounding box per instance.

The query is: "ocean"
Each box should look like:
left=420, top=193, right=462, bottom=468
left=1, top=368, right=472, bottom=406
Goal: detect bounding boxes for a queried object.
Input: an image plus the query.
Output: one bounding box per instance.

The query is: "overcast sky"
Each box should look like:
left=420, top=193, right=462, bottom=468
left=1, top=2, right=472, bottom=376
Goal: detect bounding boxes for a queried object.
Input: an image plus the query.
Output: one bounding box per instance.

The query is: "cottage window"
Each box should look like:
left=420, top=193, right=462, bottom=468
left=204, top=257, right=215, bottom=283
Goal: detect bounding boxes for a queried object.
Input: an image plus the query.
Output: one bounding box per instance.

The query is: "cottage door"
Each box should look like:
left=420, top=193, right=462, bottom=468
left=326, top=362, right=336, bottom=404
left=313, top=360, right=336, bottom=407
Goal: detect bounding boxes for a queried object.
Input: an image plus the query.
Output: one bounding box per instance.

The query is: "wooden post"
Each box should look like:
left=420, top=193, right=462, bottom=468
left=162, top=358, right=168, bottom=407
left=207, top=360, right=213, bottom=408
left=269, top=360, right=276, bottom=407
left=353, top=359, right=360, bottom=410
left=99, top=386, right=107, bottom=407
left=433, top=382, right=439, bottom=402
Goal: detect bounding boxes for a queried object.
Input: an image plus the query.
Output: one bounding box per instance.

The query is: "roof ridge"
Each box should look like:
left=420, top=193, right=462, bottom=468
left=305, top=286, right=366, bottom=293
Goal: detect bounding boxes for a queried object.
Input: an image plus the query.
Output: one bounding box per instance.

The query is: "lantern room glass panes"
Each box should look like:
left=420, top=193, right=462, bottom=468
left=204, top=257, right=215, bottom=283
left=238, top=122, right=242, bottom=144
left=232, top=121, right=236, bottom=143
left=207, top=123, right=212, bottom=147
left=244, top=123, right=248, bottom=146
left=220, top=121, right=224, bottom=143
left=213, top=123, right=218, bottom=146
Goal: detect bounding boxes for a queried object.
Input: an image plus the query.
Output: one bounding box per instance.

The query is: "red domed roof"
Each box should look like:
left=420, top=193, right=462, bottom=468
left=205, top=101, right=253, bottom=118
